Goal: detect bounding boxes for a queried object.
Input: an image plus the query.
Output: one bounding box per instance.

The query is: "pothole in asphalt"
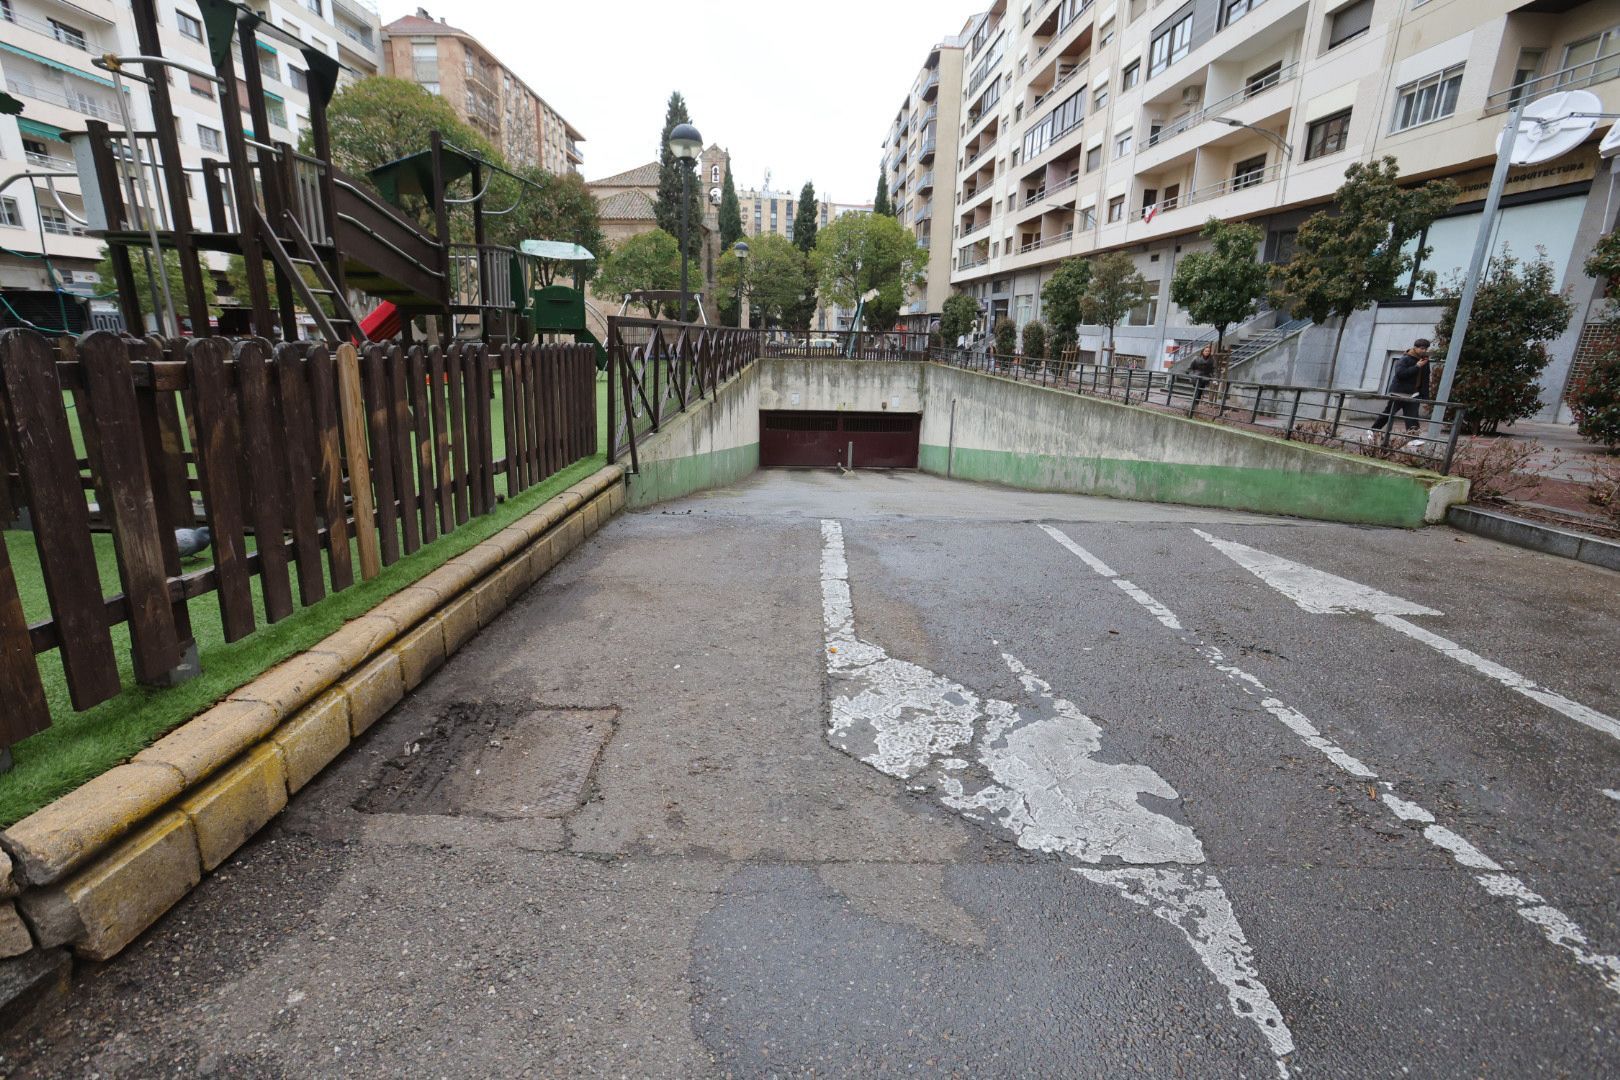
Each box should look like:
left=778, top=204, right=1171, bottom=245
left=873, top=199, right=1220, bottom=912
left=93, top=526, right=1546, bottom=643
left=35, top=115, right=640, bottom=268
left=355, top=701, right=618, bottom=819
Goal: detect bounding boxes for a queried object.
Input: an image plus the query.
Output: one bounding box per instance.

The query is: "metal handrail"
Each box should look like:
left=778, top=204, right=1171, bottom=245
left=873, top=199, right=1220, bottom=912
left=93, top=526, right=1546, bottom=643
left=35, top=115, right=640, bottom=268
left=0, top=8, right=102, bottom=51
left=1021, top=171, right=1079, bottom=209
left=6, top=77, right=121, bottom=122
left=1146, top=61, right=1299, bottom=149
left=1486, top=51, right=1620, bottom=112
left=1017, top=229, right=1073, bottom=254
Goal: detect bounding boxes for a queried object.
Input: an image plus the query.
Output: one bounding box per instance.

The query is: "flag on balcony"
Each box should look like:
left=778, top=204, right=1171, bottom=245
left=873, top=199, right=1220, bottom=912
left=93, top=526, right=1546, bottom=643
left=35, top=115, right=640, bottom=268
left=1142, top=203, right=1159, bottom=224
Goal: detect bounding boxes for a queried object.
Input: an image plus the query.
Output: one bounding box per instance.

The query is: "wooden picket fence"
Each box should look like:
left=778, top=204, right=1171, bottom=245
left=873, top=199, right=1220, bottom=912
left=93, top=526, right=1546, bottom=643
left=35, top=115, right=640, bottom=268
left=0, top=329, right=598, bottom=753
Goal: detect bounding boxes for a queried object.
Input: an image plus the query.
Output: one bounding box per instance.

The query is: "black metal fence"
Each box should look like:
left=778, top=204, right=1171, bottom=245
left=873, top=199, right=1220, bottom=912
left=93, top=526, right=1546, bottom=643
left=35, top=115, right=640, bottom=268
left=605, top=318, right=761, bottom=472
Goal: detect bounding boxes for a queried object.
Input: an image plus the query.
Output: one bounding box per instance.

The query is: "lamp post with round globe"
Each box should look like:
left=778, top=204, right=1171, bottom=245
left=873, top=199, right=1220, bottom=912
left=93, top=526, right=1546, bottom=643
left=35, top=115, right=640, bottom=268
left=667, top=122, right=703, bottom=322
left=732, top=240, right=749, bottom=329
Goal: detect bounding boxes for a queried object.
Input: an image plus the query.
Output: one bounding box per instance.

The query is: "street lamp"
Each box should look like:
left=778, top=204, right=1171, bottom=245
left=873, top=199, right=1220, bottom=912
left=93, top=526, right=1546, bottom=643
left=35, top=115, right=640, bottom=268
left=733, top=240, right=750, bottom=329
left=668, top=122, right=703, bottom=322
left=1211, top=117, right=1294, bottom=160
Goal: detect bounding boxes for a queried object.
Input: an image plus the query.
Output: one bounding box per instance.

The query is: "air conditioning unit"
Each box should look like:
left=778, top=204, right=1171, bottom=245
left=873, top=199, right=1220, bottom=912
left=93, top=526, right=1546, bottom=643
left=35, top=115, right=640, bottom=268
left=1182, top=86, right=1204, bottom=106
left=65, top=270, right=102, bottom=285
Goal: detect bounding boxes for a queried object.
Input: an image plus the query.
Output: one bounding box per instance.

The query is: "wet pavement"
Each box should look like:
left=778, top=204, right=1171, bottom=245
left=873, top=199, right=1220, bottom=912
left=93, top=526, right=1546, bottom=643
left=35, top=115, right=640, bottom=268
left=4, top=469, right=1618, bottom=1077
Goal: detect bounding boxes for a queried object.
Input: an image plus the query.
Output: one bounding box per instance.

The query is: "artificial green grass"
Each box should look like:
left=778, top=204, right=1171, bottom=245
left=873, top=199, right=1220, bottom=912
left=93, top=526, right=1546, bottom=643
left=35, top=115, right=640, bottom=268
left=0, top=377, right=610, bottom=827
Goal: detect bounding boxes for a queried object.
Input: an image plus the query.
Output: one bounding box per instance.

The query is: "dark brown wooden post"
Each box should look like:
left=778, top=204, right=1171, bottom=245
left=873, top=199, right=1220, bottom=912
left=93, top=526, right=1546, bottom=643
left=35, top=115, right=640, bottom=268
left=128, top=0, right=212, bottom=335
left=430, top=131, right=453, bottom=340
left=303, top=52, right=351, bottom=340
left=84, top=121, right=144, bottom=332
left=214, top=27, right=274, bottom=336
left=238, top=20, right=299, bottom=341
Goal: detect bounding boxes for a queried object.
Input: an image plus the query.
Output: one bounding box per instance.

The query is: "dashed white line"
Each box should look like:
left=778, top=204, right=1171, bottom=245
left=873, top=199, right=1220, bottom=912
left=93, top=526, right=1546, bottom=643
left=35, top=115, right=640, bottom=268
left=1040, top=524, right=1620, bottom=1001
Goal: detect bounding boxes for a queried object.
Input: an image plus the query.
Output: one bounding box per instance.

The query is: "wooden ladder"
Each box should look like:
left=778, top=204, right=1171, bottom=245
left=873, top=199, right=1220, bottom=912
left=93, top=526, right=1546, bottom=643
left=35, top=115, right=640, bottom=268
left=254, top=205, right=365, bottom=344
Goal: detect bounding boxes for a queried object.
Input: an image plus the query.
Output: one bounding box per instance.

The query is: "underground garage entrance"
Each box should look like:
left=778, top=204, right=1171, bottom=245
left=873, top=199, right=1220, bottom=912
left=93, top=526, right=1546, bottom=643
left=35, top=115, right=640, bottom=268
left=759, top=410, right=921, bottom=469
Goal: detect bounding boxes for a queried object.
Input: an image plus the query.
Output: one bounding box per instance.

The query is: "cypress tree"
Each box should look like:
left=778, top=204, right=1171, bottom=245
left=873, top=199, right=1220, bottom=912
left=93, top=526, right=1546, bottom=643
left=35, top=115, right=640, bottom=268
left=719, top=165, right=743, bottom=250
left=873, top=173, right=891, bottom=217
left=792, top=182, right=818, bottom=254
left=653, top=91, right=703, bottom=261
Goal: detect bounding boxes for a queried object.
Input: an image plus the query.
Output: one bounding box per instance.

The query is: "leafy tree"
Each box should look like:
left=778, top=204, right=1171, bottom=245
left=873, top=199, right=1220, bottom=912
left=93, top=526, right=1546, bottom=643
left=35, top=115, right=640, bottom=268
left=653, top=91, right=704, bottom=262
left=810, top=212, right=925, bottom=316
left=1273, top=156, right=1458, bottom=386
left=1021, top=320, right=1048, bottom=361
left=864, top=284, right=902, bottom=332
left=792, top=182, right=819, bottom=254
left=96, top=247, right=217, bottom=320
left=1570, top=230, right=1620, bottom=449
left=940, top=292, right=979, bottom=343
left=596, top=229, right=681, bottom=317
left=316, top=77, right=499, bottom=232
left=716, top=232, right=810, bottom=329
left=223, top=256, right=333, bottom=317
left=718, top=165, right=743, bottom=251
left=873, top=173, right=891, bottom=217
left=1041, top=257, right=1091, bottom=359
left=487, top=168, right=606, bottom=285
left=1435, top=251, right=1572, bottom=435
left=1170, top=218, right=1267, bottom=352
left=993, top=317, right=1018, bottom=357
left=1080, top=251, right=1150, bottom=364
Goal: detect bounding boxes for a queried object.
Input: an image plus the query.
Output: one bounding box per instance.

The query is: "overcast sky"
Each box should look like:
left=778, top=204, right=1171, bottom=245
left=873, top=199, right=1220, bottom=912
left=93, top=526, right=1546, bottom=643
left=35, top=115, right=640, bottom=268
left=380, top=0, right=985, bottom=204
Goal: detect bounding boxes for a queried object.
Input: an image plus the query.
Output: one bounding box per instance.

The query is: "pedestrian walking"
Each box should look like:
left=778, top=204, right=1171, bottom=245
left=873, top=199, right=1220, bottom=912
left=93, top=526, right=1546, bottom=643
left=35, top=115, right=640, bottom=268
left=1368, top=339, right=1432, bottom=444
left=1189, top=345, right=1217, bottom=411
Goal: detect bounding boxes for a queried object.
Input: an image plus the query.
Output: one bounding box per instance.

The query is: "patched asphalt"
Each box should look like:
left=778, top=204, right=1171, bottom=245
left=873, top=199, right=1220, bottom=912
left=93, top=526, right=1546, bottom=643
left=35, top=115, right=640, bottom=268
left=3, top=469, right=1617, bottom=1077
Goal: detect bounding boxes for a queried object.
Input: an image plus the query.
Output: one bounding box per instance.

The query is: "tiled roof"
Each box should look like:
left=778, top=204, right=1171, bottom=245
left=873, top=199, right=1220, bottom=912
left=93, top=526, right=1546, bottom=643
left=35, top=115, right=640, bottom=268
left=381, top=14, right=464, bottom=35
left=596, top=189, right=657, bottom=221
left=589, top=161, right=660, bottom=188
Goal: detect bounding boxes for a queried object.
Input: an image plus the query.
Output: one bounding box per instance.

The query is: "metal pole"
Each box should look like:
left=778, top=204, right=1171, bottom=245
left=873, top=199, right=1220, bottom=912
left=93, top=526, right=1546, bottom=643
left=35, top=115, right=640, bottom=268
left=1434, top=96, right=1528, bottom=424
left=679, top=166, right=691, bottom=323
left=111, top=71, right=176, bottom=335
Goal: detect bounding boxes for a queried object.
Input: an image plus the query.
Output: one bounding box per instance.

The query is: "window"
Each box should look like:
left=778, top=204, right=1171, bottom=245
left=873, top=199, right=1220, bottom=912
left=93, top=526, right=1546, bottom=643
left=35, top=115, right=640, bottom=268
left=0, top=196, right=20, bottom=228
left=1107, top=195, right=1125, bottom=222
left=1305, top=108, right=1351, bottom=159
left=421, top=83, right=440, bottom=95
left=189, top=72, right=213, bottom=98
left=1099, top=19, right=1115, bottom=48
left=1327, top=0, right=1372, bottom=50
left=1086, top=145, right=1102, bottom=171
left=1079, top=206, right=1097, bottom=230
left=1560, top=29, right=1620, bottom=86
left=411, top=41, right=438, bottom=83
left=49, top=18, right=86, bottom=49
left=266, top=98, right=287, bottom=128
left=177, top=10, right=203, bottom=42
left=40, top=206, right=78, bottom=236
left=198, top=124, right=222, bottom=152
left=1245, top=61, right=1283, bottom=97
left=1391, top=65, right=1463, bottom=132
left=288, top=66, right=307, bottom=93
left=1148, top=8, right=1194, bottom=77
left=711, top=164, right=721, bottom=183
left=1115, top=128, right=1133, bottom=156
left=21, top=138, right=45, bottom=160
left=1221, top=0, right=1264, bottom=30
left=1121, top=61, right=1140, bottom=90
left=1093, top=85, right=1108, bottom=110
left=259, top=50, right=279, bottom=81
left=1127, top=282, right=1160, bottom=325
left=1232, top=154, right=1268, bottom=188
left=1020, top=88, right=1084, bottom=162
left=1163, top=183, right=1181, bottom=210
left=304, top=0, right=321, bottom=14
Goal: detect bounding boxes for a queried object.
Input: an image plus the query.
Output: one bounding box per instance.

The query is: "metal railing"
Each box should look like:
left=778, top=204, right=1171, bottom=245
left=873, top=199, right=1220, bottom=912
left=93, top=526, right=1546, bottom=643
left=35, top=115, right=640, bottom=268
left=1131, top=163, right=1284, bottom=222
left=1021, top=171, right=1079, bottom=209
left=927, top=349, right=1467, bottom=474
left=606, top=318, right=762, bottom=471
left=1146, top=62, right=1299, bottom=149
left=24, top=150, right=75, bottom=172
left=6, top=76, right=122, bottom=122
left=1018, top=229, right=1073, bottom=254
left=448, top=244, right=517, bottom=311
left=960, top=218, right=991, bottom=238
left=1486, top=50, right=1620, bottom=113
left=1, top=7, right=103, bottom=52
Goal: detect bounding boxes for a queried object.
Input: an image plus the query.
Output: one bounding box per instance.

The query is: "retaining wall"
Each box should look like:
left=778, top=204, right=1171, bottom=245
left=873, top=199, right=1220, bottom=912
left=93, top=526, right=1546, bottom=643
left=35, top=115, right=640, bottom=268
left=624, top=364, right=760, bottom=508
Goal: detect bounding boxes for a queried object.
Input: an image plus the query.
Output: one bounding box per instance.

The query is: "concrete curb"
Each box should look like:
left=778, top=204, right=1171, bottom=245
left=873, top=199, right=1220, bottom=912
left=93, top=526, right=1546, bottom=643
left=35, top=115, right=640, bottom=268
left=0, top=465, right=625, bottom=994
left=1447, top=504, right=1620, bottom=571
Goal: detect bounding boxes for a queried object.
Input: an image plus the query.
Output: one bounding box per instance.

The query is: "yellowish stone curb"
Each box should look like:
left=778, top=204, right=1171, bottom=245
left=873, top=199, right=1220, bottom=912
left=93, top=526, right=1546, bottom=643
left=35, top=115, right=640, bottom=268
left=0, top=465, right=625, bottom=969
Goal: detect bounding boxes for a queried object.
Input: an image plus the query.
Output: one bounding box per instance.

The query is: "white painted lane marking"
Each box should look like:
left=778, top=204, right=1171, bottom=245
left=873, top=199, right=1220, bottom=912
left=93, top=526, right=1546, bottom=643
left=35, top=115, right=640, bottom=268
left=821, top=520, right=1296, bottom=1071
left=1373, top=613, right=1620, bottom=744
left=1604, top=789, right=1620, bottom=803
left=1192, top=530, right=1620, bottom=745
left=1041, top=525, right=1620, bottom=1001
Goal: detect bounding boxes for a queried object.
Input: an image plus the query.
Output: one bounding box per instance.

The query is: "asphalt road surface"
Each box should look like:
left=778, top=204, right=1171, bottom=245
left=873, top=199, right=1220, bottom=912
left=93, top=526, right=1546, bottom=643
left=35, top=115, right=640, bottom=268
left=5, top=470, right=1618, bottom=1078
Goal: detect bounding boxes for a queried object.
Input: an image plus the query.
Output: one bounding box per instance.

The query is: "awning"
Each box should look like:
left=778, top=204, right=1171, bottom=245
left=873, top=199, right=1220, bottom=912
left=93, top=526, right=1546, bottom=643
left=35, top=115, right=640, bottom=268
left=17, top=118, right=66, bottom=141
left=257, top=40, right=277, bottom=55
left=521, top=240, right=596, bottom=262
left=368, top=144, right=484, bottom=207
left=0, top=42, right=118, bottom=88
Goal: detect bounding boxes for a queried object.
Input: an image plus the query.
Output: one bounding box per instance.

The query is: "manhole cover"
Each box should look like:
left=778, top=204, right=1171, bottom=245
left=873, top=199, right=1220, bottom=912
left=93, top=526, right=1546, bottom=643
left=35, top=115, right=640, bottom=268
left=357, top=702, right=616, bottom=819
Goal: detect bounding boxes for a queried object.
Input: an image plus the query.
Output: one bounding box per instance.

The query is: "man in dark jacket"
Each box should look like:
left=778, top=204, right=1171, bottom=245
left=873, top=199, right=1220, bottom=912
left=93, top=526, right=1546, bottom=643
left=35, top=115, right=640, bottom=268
left=1188, top=344, right=1217, bottom=411
left=1368, top=339, right=1431, bottom=442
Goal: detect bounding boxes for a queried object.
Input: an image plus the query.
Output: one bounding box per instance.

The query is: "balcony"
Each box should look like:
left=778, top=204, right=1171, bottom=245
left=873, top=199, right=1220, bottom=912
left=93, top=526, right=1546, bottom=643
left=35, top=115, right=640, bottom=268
left=1147, top=61, right=1298, bottom=149
left=959, top=250, right=989, bottom=270
left=1129, top=162, right=1284, bottom=221
left=24, top=149, right=75, bottom=171
left=0, top=7, right=105, bottom=52
left=918, top=137, right=937, bottom=162
left=1020, top=171, right=1079, bottom=209
left=916, top=170, right=935, bottom=194
left=960, top=218, right=991, bottom=240
left=1017, top=229, right=1073, bottom=255
left=1486, top=49, right=1620, bottom=114
left=914, top=203, right=932, bottom=224
left=922, top=70, right=941, bottom=101
left=333, top=0, right=380, bottom=20
left=6, top=75, right=121, bottom=122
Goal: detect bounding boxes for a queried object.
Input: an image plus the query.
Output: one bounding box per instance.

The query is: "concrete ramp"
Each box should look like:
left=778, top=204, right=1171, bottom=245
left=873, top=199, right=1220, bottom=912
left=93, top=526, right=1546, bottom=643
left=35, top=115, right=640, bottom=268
left=627, top=359, right=1467, bottom=527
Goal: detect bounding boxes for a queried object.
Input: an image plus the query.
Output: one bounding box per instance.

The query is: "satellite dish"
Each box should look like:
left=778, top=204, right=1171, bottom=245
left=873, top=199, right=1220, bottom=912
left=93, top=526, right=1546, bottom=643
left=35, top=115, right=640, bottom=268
left=1599, top=121, right=1620, bottom=160
left=1497, top=89, right=1601, bottom=164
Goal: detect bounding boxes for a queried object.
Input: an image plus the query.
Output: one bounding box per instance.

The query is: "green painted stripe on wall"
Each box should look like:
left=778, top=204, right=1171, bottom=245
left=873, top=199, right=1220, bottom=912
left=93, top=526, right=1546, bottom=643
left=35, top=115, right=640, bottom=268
left=626, top=443, right=760, bottom=509
left=919, top=443, right=1434, bottom=527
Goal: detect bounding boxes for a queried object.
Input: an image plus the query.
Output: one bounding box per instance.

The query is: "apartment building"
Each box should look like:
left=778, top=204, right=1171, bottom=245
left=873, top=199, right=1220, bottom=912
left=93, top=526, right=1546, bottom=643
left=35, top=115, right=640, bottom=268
left=382, top=9, right=583, bottom=176
left=936, top=0, right=1620, bottom=419
left=0, top=0, right=383, bottom=330
left=737, top=180, right=871, bottom=242
left=882, top=26, right=971, bottom=332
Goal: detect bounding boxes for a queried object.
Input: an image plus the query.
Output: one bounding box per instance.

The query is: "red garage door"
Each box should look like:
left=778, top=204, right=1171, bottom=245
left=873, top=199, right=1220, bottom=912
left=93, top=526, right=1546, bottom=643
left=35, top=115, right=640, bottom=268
left=760, top=411, right=920, bottom=469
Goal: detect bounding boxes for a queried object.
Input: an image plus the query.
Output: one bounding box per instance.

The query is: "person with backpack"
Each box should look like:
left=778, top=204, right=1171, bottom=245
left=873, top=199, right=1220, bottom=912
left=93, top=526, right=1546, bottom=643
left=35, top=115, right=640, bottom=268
left=1188, top=344, right=1217, bottom=411
left=1368, top=339, right=1432, bottom=444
